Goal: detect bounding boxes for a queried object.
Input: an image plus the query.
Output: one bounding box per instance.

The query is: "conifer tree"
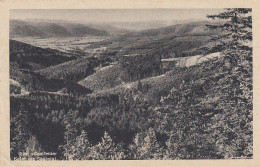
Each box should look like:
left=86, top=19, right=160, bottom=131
left=11, top=104, right=32, bottom=159
left=62, top=110, right=78, bottom=160
left=143, top=128, right=164, bottom=159
left=90, top=131, right=125, bottom=160
left=129, top=132, right=142, bottom=159
left=73, top=130, right=91, bottom=160
left=25, top=135, right=42, bottom=158
left=206, top=8, right=252, bottom=67
left=129, top=128, right=164, bottom=160
left=165, top=131, right=180, bottom=159
left=206, top=8, right=253, bottom=158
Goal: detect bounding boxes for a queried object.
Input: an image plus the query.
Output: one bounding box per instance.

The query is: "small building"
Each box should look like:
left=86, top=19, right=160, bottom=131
left=161, top=57, right=180, bottom=72
left=161, top=58, right=177, bottom=68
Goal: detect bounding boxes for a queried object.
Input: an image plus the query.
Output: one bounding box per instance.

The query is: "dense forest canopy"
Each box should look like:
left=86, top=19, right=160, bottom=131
left=10, top=8, right=252, bottom=160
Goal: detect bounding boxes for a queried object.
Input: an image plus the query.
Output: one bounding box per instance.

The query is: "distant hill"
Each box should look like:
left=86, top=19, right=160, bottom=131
left=10, top=20, right=109, bottom=38
left=88, top=21, right=221, bottom=58
left=106, top=19, right=202, bottom=31
left=85, top=23, right=131, bottom=35
left=134, top=21, right=218, bottom=37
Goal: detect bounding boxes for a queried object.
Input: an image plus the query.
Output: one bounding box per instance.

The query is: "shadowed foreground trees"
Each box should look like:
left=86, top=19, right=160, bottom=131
left=10, top=8, right=252, bottom=160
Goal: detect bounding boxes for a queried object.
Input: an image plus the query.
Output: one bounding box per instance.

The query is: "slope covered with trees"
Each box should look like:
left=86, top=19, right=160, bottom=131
left=10, top=40, right=76, bottom=70
left=10, top=40, right=92, bottom=94
left=10, top=8, right=252, bottom=160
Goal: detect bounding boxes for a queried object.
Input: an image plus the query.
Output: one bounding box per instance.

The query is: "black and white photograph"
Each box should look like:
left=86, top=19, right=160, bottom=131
left=9, top=8, right=253, bottom=160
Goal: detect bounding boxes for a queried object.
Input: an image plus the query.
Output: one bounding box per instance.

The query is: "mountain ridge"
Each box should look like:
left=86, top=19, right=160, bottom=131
left=10, top=20, right=109, bottom=38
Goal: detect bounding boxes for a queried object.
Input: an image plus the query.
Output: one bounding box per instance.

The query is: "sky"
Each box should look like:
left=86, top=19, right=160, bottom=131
left=10, top=9, right=224, bottom=23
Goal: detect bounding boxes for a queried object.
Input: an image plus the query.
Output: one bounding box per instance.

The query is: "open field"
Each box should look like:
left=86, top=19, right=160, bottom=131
left=12, top=36, right=109, bottom=56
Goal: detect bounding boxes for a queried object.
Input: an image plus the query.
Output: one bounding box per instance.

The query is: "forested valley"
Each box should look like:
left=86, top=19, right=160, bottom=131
left=10, top=8, right=252, bottom=160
